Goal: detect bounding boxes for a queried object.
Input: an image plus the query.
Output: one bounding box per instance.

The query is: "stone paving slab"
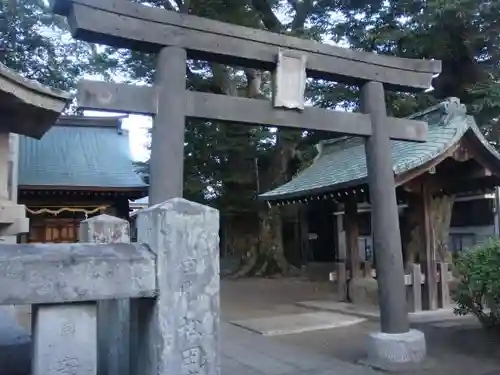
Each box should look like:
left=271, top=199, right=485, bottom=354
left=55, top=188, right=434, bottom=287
left=221, top=322, right=379, bottom=375
left=230, top=311, right=366, bottom=336
left=297, top=300, right=469, bottom=324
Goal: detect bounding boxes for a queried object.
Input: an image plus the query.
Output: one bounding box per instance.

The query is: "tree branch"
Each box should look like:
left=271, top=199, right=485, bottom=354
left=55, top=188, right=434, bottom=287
left=290, top=0, right=314, bottom=31
left=250, top=0, right=282, bottom=32
left=287, top=0, right=298, bottom=11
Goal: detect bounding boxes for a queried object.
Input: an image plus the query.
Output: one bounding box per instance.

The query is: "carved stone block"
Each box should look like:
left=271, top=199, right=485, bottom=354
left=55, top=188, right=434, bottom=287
left=80, top=214, right=132, bottom=375
left=32, top=303, right=97, bottom=375
left=134, top=197, right=220, bottom=375
left=79, top=214, right=130, bottom=244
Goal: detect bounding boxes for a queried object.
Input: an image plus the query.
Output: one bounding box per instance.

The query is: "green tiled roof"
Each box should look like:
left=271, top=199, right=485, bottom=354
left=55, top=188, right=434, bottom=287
left=260, top=98, right=490, bottom=201
left=18, top=116, right=147, bottom=190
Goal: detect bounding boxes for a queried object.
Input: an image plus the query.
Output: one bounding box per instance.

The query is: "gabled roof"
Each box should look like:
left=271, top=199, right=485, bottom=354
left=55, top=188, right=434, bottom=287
left=0, top=63, right=70, bottom=138
left=260, top=98, right=500, bottom=202
left=18, top=115, right=147, bottom=190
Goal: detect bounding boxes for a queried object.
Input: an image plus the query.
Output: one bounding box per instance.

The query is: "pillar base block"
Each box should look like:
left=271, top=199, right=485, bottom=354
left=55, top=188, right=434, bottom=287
left=362, top=329, right=427, bottom=372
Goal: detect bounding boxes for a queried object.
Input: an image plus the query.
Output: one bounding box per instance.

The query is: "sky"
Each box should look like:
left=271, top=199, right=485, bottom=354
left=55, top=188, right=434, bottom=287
left=84, top=110, right=151, bottom=162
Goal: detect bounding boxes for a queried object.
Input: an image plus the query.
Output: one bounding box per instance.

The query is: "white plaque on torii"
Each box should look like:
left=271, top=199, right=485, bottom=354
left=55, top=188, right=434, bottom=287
left=273, top=49, right=308, bottom=110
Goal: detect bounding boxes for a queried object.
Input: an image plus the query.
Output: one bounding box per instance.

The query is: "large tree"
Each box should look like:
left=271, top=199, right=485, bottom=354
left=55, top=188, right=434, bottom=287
left=0, top=0, right=104, bottom=91
left=327, top=0, right=500, bottom=265
left=105, top=0, right=342, bottom=276
left=12, top=0, right=498, bottom=276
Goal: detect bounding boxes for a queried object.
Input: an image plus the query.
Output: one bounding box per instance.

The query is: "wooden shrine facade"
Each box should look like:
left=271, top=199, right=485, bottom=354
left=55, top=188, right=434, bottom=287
left=284, top=193, right=495, bottom=278
left=17, top=115, right=147, bottom=243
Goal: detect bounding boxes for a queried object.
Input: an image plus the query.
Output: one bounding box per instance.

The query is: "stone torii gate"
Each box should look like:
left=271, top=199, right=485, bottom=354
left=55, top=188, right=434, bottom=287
left=52, top=0, right=440, bottom=369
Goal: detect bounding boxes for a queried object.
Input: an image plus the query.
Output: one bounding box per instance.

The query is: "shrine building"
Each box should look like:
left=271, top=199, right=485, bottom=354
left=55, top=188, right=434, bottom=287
left=259, top=98, right=500, bottom=281
left=17, top=115, right=147, bottom=243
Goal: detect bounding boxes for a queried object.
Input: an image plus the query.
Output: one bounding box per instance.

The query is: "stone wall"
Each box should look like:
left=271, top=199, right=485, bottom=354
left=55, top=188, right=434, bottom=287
left=0, top=198, right=221, bottom=375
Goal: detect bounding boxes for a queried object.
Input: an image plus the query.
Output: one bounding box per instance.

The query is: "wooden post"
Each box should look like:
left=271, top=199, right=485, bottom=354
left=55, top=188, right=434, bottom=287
left=495, top=187, right=500, bottom=236
left=149, top=46, right=187, bottom=205
left=422, top=182, right=438, bottom=310
left=345, top=197, right=360, bottom=279
left=407, top=263, right=422, bottom=313
left=361, top=81, right=409, bottom=334
left=437, top=262, right=450, bottom=308
left=79, top=214, right=131, bottom=375
left=299, top=205, right=310, bottom=264
left=336, top=211, right=347, bottom=300
left=336, top=262, right=347, bottom=301
left=364, top=260, right=373, bottom=278
left=133, top=198, right=220, bottom=375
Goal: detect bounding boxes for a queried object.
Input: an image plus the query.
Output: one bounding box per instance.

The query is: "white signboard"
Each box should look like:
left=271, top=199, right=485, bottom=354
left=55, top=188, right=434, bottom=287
left=273, top=49, right=307, bottom=110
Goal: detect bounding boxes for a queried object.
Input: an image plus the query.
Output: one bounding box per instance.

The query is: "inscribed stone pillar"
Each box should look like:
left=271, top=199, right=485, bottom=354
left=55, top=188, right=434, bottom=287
left=134, top=198, right=220, bottom=375
left=32, top=303, right=97, bottom=375
left=79, top=214, right=131, bottom=375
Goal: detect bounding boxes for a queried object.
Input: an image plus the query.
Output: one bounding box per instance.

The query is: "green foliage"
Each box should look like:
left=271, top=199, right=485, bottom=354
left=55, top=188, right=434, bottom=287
left=6, top=0, right=500, bottom=273
left=453, top=239, right=500, bottom=329
left=329, top=0, right=500, bottom=129
left=0, top=0, right=105, bottom=92
left=125, top=0, right=338, bottom=213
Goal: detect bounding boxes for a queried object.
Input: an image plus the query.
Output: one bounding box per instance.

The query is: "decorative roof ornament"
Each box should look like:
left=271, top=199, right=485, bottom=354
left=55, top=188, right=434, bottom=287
left=442, top=97, right=467, bottom=116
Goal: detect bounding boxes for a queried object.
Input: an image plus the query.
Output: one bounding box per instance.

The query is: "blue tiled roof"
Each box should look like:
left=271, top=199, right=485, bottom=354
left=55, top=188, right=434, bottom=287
left=18, top=116, right=147, bottom=190
left=260, top=98, right=493, bottom=201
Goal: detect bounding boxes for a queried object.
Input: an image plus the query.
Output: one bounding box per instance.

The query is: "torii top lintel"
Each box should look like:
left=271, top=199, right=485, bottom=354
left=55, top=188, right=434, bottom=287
left=52, top=0, right=441, bottom=92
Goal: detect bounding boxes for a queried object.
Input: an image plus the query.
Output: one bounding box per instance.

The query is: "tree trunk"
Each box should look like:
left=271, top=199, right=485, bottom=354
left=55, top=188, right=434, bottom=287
left=216, top=0, right=313, bottom=278
left=403, top=193, right=423, bottom=267
left=256, top=128, right=303, bottom=275
left=403, top=192, right=454, bottom=268
left=430, top=194, right=455, bottom=264
left=255, top=206, right=289, bottom=276
left=234, top=130, right=301, bottom=277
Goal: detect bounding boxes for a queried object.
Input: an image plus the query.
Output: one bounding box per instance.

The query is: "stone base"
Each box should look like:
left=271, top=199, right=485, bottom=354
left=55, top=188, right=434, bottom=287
left=362, top=329, right=427, bottom=372
left=0, top=306, right=31, bottom=375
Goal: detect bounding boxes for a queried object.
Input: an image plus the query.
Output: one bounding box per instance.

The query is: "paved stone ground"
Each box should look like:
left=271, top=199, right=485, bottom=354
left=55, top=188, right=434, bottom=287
left=8, top=277, right=500, bottom=375
left=221, top=322, right=379, bottom=375
left=221, top=278, right=381, bottom=374
left=221, top=278, right=500, bottom=375
left=220, top=277, right=334, bottom=322
left=276, top=317, right=500, bottom=375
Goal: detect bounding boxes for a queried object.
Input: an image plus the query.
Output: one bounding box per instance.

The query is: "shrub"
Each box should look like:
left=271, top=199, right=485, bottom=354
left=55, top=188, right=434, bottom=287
left=453, top=238, right=500, bottom=329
